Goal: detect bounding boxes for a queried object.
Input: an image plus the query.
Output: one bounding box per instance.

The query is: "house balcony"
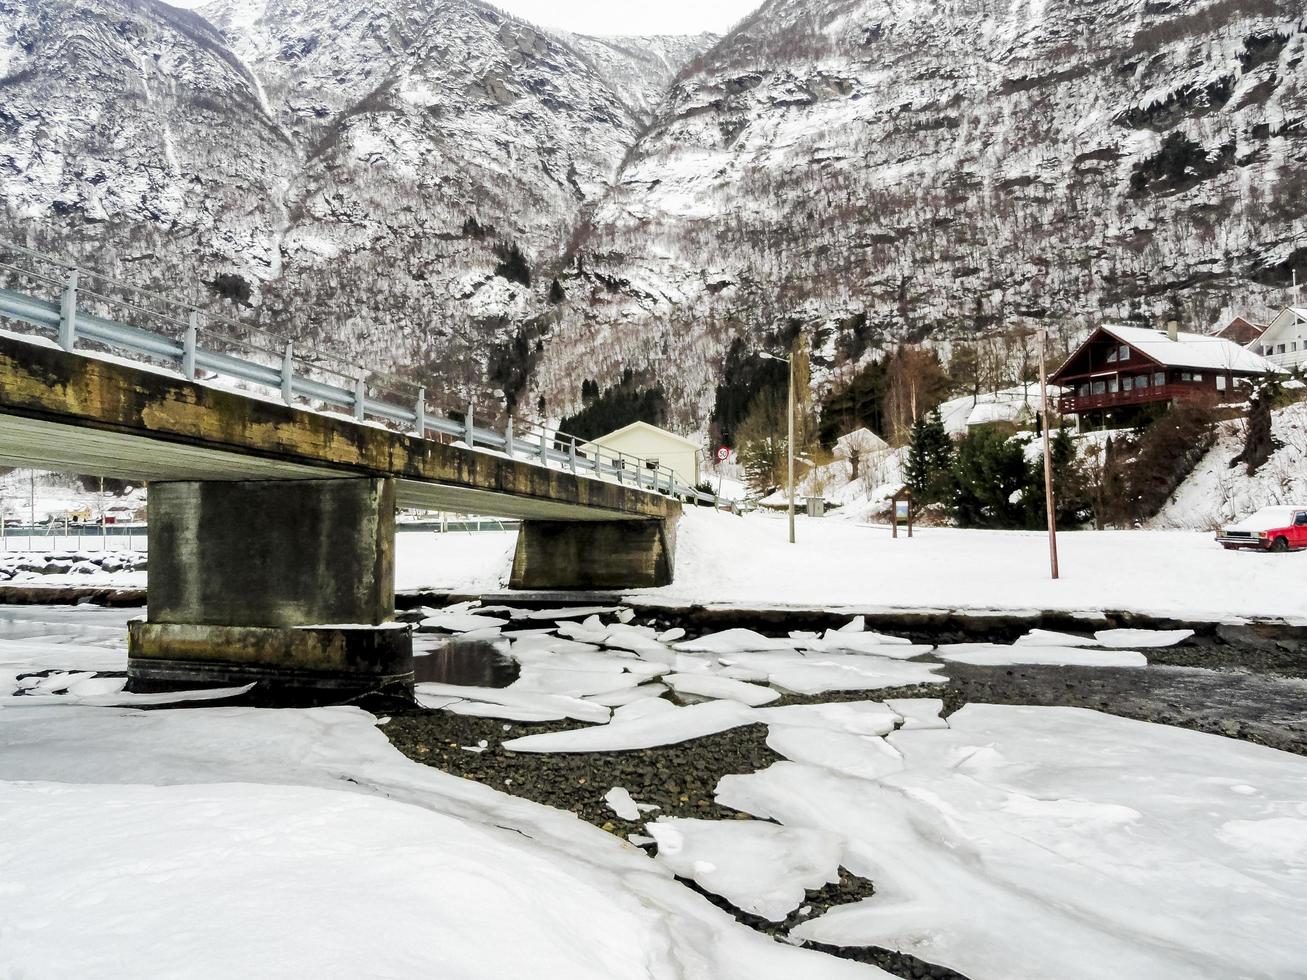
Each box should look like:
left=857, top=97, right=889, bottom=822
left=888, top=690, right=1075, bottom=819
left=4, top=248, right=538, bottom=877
left=1058, top=383, right=1207, bottom=415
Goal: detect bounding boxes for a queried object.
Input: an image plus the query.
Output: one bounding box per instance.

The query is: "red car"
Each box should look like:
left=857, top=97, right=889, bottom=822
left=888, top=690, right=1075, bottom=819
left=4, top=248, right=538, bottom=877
left=1217, top=506, right=1307, bottom=552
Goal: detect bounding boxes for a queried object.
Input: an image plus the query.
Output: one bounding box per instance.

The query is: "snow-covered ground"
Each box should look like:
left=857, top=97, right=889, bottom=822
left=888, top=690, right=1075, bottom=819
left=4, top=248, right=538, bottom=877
left=1154, top=402, right=1307, bottom=530
left=387, top=511, right=1307, bottom=623
left=3, top=508, right=1302, bottom=623
left=659, top=513, right=1307, bottom=622
left=2, top=607, right=1305, bottom=978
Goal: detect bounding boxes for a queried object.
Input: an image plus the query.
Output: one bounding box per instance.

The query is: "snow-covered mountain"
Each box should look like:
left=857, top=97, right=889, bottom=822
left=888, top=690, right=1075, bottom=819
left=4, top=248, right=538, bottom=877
left=534, top=0, right=1307, bottom=422
left=1, top=0, right=1303, bottom=428
left=0, top=0, right=712, bottom=408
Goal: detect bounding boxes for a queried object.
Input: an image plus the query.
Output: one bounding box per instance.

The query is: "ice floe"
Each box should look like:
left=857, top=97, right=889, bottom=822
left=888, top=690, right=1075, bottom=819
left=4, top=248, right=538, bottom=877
left=754, top=701, right=901, bottom=737
left=604, top=785, right=642, bottom=821
left=765, top=727, right=905, bottom=781
left=1013, top=628, right=1097, bottom=647
left=883, top=698, right=948, bottom=731
left=664, top=672, right=781, bottom=706
left=718, top=704, right=1307, bottom=980
left=648, top=817, right=844, bottom=922
left=1093, top=628, right=1195, bottom=648
left=504, top=700, right=758, bottom=753
left=934, top=644, right=1147, bottom=667
left=415, top=682, right=610, bottom=723
left=418, top=611, right=507, bottom=633
left=674, top=629, right=800, bottom=654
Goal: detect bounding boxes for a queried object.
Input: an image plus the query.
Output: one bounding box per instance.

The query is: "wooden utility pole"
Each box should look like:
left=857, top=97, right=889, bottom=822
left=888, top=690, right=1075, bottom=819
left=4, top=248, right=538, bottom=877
left=1038, top=330, right=1059, bottom=580
left=787, top=353, right=796, bottom=545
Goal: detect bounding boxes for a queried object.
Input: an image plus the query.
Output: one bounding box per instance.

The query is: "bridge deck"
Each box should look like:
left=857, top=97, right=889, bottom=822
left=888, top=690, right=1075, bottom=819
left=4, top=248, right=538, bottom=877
left=0, top=334, right=679, bottom=523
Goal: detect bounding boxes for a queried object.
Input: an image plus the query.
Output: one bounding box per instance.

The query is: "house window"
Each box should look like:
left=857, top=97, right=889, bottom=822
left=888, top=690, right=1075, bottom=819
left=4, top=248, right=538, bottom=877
left=645, top=458, right=660, bottom=470
left=1278, top=344, right=1287, bottom=355
left=1078, top=384, right=1089, bottom=396
left=1119, top=345, right=1130, bottom=361
left=1122, top=377, right=1133, bottom=391
left=1154, top=372, right=1165, bottom=386
left=1180, top=372, right=1192, bottom=381
left=1136, top=374, right=1150, bottom=389
left=1216, top=375, right=1227, bottom=392
left=1193, top=373, right=1202, bottom=381
left=1092, top=380, right=1106, bottom=395
left=1106, top=348, right=1117, bottom=363
left=1108, top=378, right=1119, bottom=393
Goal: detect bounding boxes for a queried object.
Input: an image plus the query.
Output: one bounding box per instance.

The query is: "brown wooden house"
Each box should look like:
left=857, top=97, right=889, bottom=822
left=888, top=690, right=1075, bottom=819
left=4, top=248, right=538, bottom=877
left=1212, top=315, right=1268, bottom=346
left=1051, top=322, right=1282, bottom=428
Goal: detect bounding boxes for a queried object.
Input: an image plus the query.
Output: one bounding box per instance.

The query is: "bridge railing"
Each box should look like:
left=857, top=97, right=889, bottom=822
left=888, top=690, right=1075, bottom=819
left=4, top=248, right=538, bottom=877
left=0, top=240, right=728, bottom=508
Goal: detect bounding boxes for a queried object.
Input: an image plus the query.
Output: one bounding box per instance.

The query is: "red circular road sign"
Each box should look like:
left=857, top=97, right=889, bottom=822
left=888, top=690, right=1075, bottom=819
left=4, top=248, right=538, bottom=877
left=716, top=446, right=730, bottom=462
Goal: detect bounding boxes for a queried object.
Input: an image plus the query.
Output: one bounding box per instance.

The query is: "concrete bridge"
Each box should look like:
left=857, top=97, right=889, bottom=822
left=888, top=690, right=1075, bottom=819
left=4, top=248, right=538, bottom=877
left=0, top=243, right=697, bottom=701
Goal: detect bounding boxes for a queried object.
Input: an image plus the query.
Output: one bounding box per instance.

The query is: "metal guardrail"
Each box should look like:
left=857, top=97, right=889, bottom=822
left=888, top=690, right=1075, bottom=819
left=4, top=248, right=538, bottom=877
left=0, top=240, right=729, bottom=507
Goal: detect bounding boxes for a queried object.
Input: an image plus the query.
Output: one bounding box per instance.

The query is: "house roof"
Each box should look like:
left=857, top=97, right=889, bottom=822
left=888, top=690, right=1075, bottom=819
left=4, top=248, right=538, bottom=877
left=1266, top=307, right=1307, bottom=331
left=581, top=420, right=702, bottom=451
left=1212, top=315, right=1268, bottom=344
left=1099, top=324, right=1284, bottom=373
left=834, top=427, right=889, bottom=453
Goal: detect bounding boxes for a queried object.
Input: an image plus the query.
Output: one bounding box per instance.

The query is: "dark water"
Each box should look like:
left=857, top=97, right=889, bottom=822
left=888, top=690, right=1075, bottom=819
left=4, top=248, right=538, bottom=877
left=412, top=638, right=520, bottom=687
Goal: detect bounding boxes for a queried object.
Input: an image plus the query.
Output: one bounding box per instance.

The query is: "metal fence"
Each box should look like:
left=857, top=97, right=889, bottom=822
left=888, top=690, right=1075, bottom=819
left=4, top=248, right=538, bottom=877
left=0, top=239, right=726, bottom=506
left=0, top=526, right=148, bottom=553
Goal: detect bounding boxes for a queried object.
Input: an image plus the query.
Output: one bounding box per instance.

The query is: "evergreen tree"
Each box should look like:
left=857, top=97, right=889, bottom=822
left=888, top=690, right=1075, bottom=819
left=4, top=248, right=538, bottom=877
left=903, top=409, right=954, bottom=506
left=953, top=428, right=1033, bottom=528
left=560, top=376, right=667, bottom=441
left=735, top=386, right=787, bottom=494
left=1027, top=427, right=1091, bottom=527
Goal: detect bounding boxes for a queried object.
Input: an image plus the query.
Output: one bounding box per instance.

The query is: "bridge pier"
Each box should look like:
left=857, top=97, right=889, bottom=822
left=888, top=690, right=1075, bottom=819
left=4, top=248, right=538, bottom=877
left=509, top=517, right=678, bottom=590
left=127, top=477, right=413, bottom=703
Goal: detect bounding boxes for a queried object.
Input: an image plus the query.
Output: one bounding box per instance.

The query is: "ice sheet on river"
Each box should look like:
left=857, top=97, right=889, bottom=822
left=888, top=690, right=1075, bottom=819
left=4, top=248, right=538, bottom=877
left=504, top=700, right=759, bottom=753
left=647, top=817, right=844, bottom=922
left=664, top=672, right=781, bottom=706
left=716, top=704, right=1307, bottom=980
left=415, top=682, right=610, bottom=723
left=719, top=651, right=946, bottom=695
left=1094, top=628, right=1195, bottom=648
left=934, top=643, right=1147, bottom=667
left=0, top=705, right=888, bottom=980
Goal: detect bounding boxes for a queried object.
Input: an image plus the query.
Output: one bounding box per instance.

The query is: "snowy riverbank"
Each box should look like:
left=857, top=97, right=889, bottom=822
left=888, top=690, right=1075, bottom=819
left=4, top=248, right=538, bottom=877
left=390, top=511, right=1307, bottom=624
left=1, top=511, right=1302, bottom=623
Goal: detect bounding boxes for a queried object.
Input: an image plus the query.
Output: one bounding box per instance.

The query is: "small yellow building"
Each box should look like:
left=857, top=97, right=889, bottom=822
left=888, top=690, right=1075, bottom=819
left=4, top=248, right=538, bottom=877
left=582, top=421, right=701, bottom=488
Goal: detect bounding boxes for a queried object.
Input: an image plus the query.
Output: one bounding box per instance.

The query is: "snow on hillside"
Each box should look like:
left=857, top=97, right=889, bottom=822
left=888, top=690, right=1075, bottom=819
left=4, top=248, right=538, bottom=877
left=1153, top=400, right=1307, bottom=529
left=2, top=0, right=1302, bottom=431
left=759, top=450, right=904, bottom=521
left=935, top=386, right=1047, bottom=436
left=532, top=0, right=1307, bottom=422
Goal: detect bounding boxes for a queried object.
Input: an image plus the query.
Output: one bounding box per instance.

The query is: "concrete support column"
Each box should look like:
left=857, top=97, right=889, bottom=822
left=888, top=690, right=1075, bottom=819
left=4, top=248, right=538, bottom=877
left=509, top=516, right=678, bottom=590
left=128, top=477, right=412, bottom=702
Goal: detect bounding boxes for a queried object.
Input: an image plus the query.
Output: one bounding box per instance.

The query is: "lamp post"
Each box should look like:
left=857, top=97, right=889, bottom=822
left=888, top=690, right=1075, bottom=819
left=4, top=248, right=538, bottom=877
left=760, top=350, right=797, bottom=544
left=1038, top=329, right=1059, bottom=580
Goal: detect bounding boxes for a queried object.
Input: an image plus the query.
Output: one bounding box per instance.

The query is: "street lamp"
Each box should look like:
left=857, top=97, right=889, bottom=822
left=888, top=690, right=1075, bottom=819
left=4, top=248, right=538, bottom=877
left=759, top=350, right=796, bottom=544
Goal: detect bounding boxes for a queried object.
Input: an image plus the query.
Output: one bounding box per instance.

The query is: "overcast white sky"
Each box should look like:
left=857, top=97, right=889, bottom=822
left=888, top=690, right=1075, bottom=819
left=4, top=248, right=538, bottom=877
left=174, top=0, right=760, bottom=36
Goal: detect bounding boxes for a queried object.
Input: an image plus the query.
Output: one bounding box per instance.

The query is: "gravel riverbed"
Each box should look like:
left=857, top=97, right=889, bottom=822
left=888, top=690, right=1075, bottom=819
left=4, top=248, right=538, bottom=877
left=382, top=615, right=1306, bottom=979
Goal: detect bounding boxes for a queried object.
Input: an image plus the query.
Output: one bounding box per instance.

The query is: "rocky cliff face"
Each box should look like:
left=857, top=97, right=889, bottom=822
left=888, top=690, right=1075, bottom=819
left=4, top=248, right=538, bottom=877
left=533, top=0, right=1307, bottom=422
left=1, top=0, right=1303, bottom=430
left=0, top=0, right=710, bottom=406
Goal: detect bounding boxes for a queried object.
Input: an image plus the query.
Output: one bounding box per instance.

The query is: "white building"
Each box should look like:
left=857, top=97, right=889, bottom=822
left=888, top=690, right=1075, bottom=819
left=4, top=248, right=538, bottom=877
left=581, top=421, right=701, bottom=489
left=1252, top=308, right=1307, bottom=371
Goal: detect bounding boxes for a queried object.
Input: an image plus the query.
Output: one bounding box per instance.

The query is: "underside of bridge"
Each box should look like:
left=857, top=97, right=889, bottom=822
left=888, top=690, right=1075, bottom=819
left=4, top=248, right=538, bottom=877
left=0, top=335, right=681, bottom=700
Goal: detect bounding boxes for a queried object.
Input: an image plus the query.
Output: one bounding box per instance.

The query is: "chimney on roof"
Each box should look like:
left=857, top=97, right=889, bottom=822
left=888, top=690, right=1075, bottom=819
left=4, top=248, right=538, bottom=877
left=1166, top=318, right=1179, bottom=342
